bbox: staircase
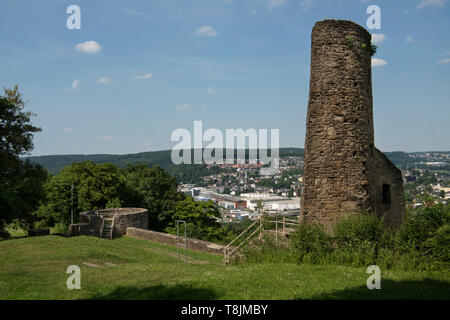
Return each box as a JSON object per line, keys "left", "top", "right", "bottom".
{"left": 99, "top": 218, "right": 114, "bottom": 239}
{"left": 222, "top": 216, "right": 300, "bottom": 264}
{"left": 223, "top": 218, "right": 263, "bottom": 264}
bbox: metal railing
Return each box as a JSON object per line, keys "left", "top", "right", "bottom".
{"left": 177, "top": 220, "right": 187, "bottom": 265}
{"left": 223, "top": 218, "right": 262, "bottom": 264}
{"left": 223, "top": 216, "right": 300, "bottom": 263}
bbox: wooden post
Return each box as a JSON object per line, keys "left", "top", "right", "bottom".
{"left": 275, "top": 216, "right": 278, "bottom": 243}
{"left": 259, "top": 216, "right": 262, "bottom": 240}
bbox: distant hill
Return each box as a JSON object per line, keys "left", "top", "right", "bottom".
{"left": 25, "top": 148, "right": 447, "bottom": 178}
{"left": 24, "top": 148, "right": 305, "bottom": 180}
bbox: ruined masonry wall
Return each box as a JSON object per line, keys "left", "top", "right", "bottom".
{"left": 301, "top": 20, "right": 405, "bottom": 229}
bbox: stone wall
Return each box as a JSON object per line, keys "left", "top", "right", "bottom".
{"left": 79, "top": 212, "right": 103, "bottom": 236}
{"left": 368, "top": 149, "right": 406, "bottom": 226}
{"left": 112, "top": 209, "right": 149, "bottom": 237}
{"left": 69, "top": 208, "right": 148, "bottom": 238}
{"left": 126, "top": 227, "right": 225, "bottom": 255}
{"left": 301, "top": 20, "right": 405, "bottom": 229}
{"left": 68, "top": 223, "right": 92, "bottom": 236}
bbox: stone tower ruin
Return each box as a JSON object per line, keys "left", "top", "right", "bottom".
{"left": 301, "top": 20, "right": 405, "bottom": 229}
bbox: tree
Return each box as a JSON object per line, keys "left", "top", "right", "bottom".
{"left": 44, "top": 161, "right": 125, "bottom": 225}
{"left": 0, "top": 160, "right": 47, "bottom": 230}
{"left": 164, "top": 196, "right": 233, "bottom": 244}
{"left": 0, "top": 86, "right": 46, "bottom": 230}
{"left": 122, "top": 164, "right": 184, "bottom": 230}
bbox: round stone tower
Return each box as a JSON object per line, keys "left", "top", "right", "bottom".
{"left": 301, "top": 20, "right": 405, "bottom": 229}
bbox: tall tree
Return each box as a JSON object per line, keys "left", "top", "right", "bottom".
{"left": 44, "top": 161, "right": 125, "bottom": 224}
{"left": 0, "top": 86, "right": 46, "bottom": 230}
{"left": 123, "top": 164, "right": 184, "bottom": 230}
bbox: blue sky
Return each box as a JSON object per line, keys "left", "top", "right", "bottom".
{"left": 1, "top": 0, "right": 449, "bottom": 155}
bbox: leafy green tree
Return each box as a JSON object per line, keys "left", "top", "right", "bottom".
{"left": 44, "top": 161, "right": 125, "bottom": 225}
{"left": 0, "top": 86, "right": 46, "bottom": 230}
{"left": 122, "top": 164, "right": 184, "bottom": 230}
{"left": 404, "top": 192, "right": 413, "bottom": 203}
{"left": 0, "top": 160, "right": 47, "bottom": 230}
{"left": 164, "top": 196, "right": 233, "bottom": 244}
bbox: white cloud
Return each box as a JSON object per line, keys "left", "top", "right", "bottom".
{"left": 98, "top": 77, "right": 111, "bottom": 84}
{"left": 98, "top": 135, "right": 112, "bottom": 141}
{"left": 250, "top": 9, "right": 257, "bottom": 15}
{"left": 64, "top": 128, "right": 73, "bottom": 133}
{"left": 371, "top": 58, "right": 387, "bottom": 67}
{"left": 268, "top": 0, "right": 285, "bottom": 11}
{"left": 75, "top": 40, "right": 102, "bottom": 54}
{"left": 70, "top": 79, "right": 79, "bottom": 90}
{"left": 437, "top": 58, "right": 450, "bottom": 64}
{"left": 206, "top": 86, "right": 215, "bottom": 95}
{"left": 176, "top": 104, "right": 190, "bottom": 111}
{"left": 195, "top": 26, "right": 218, "bottom": 37}
{"left": 134, "top": 73, "right": 152, "bottom": 80}
{"left": 300, "top": 0, "right": 314, "bottom": 11}
{"left": 405, "top": 36, "right": 414, "bottom": 43}
{"left": 371, "top": 33, "right": 386, "bottom": 44}
{"left": 417, "top": 0, "right": 449, "bottom": 10}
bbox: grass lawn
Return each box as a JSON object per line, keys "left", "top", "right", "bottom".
{"left": 0, "top": 235, "right": 449, "bottom": 300}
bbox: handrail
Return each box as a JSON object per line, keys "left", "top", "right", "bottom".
{"left": 224, "top": 218, "right": 260, "bottom": 250}
{"left": 223, "top": 218, "right": 262, "bottom": 263}
{"left": 222, "top": 216, "right": 301, "bottom": 263}
{"left": 226, "top": 224, "right": 262, "bottom": 258}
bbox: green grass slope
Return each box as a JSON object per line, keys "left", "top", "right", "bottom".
{"left": 1, "top": 236, "right": 449, "bottom": 300}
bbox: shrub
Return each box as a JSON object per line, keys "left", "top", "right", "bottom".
{"left": 424, "top": 224, "right": 450, "bottom": 263}
{"left": 240, "top": 234, "right": 293, "bottom": 264}
{"left": 33, "top": 219, "right": 49, "bottom": 230}
{"left": 53, "top": 222, "right": 68, "bottom": 234}
{"left": 397, "top": 203, "right": 449, "bottom": 255}
{"left": 0, "top": 229, "right": 11, "bottom": 239}
{"left": 333, "top": 212, "right": 383, "bottom": 248}
{"left": 289, "top": 222, "right": 332, "bottom": 264}
{"left": 236, "top": 205, "right": 450, "bottom": 271}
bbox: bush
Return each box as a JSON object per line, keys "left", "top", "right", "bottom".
{"left": 397, "top": 203, "right": 449, "bottom": 256}
{"left": 239, "top": 234, "right": 293, "bottom": 264}
{"left": 289, "top": 222, "right": 332, "bottom": 264}
{"left": 33, "top": 219, "right": 49, "bottom": 230}
{"left": 330, "top": 213, "right": 383, "bottom": 266}
{"left": 424, "top": 224, "right": 450, "bottom": 263}
{"left": 236, "top": 205, "right": 450, "bottom": 270}
{"left": 333, "top": 212, "right": 383, "bottom": 247}
{"left": 53, "top": 222, "right": 69, "bottom": 234}
{"left": 183, "top": 223, "right": 234, "bottom": 245}
{"left": 0, "top": 229, "right": 11, "bottom": 239}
